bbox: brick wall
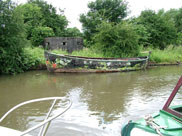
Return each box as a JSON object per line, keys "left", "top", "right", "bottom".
{"left": 44, "top": 37, "right": 83, "bottom": 53}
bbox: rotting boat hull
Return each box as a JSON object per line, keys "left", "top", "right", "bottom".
{"left": 44, "top": 51, "right": 149, "bottom": 73}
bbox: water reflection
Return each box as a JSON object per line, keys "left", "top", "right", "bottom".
{"left": 0, "top": 66, "right": 182, "bottom": 136}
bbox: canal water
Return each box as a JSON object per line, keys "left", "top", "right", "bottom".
{"left": 0, "top": 66, "right": 182, "bottom": 136}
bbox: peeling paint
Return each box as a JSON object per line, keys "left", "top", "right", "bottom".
{"left": 44, "top": 51, "right": 149, "bottom": 73}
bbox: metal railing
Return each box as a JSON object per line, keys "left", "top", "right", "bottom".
{"left": 0, "top": 97, "right": 72, "bottom": 136}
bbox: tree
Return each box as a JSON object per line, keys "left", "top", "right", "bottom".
{"left": 16, "top": 3, "right": 43, "bottom": 40}
{"left": 129, "top": 17, "right": 150, "bottom": 47}
{"left": 16, "top": 0, "right": 69, "bottom": 46}
{"left": 137, "top": 10, "right": 177, "bottom": 49}
{"left": 174, "top": 8, "right": 182, "bottom": 33}
{"left": 28, "top": 0, "right": 68, "bottom": 36}
{"left": 64, "top": 27, "right": 83, "bottom": 37}
{"left": 93, "top": 21, "right": 140, "bottom": 57}
{"left": 80, "top": 0, "right": 128, "bottom": 45}
{"left": 173, "top": 8, "right": 182, "bottom": 45}
{"left": 0, "top": 0, "right": 29, "bottom": 74}
{"left": 31, "top": 26, "right": 55, "bottom": 46}
{"left": 164, "top": 8, "right": 182, "bottom": 45}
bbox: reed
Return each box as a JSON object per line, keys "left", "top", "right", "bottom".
{"left": 52, "top": 48, "right": 105, "bottom": 58}
{"left": 143, "top": 45, "right": 182, "bottom": 63}
{"left": 24, "top": 47, "right": 45, "bottom": 64}
{"left": 28, "top": 45, "right": 182, "bottom": 66}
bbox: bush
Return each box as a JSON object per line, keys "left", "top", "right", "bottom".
{"left": 23, "top": 47, "right": 45, "bottom": 65}
{"left": 0, "top": 47, "right": 45, "bottom": 74}
{"left": 176, "top": 32, "right": 182, "bottom": 45}
{"left": 93, "top": 21, "right": 140, "bottom": 58}
{"left": 130, "top": 19, "right": 150, "bottom": 47}
{"left": 144, "top": 46, "right": 182, "bottom": 63}
{"left": 0, "top": 48, "right": 24, "bottom": 74}
{"left": 0, "top": 0, "right": 28, "bottom": 74}
{"left": 52, "top": 48, "right": 104, "bottom": 58}
{"left": 31, "top": 26, "right": 55, "bottom": 46}
{"left": 64, "top": 27, "right": 83, "bottom": 37}
{"left": 80, "top": 0, "right": 128, "bottom": 45}
{"left": 137, "top": 10, "right": 177, "bottom": 49}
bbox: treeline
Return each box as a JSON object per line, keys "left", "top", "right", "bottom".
{"left": 0, "top": 0, "right": 82, "bottom": 74}
{"left": 80, "top": 0, "right": 182, "bottom": 57}
{"left": 0, "top": 0, "right": 182, "bottom": 74}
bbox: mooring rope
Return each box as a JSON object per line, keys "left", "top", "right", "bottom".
{"left": 144, "top": 114, "right": 167, "bottom": 136}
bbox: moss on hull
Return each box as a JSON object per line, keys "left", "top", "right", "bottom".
{"left": 45, "top": 51, "right": 148, "bottom": 73}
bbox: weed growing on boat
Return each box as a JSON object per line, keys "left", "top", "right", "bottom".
{"left": 52, "top": 48, "right": 105, "bottom": 58}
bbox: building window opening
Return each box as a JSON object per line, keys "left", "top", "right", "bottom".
{"left": 63, "top": 42, "right": 67, "bottom": 45}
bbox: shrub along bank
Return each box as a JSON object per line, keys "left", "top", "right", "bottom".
{"left": 146, "top": 46, "right": 182, "bottom": 64}
{"left": 51, "top": 45, "right": 182, "bottom": 64}
{"left": 1, "top": 0, "right": 182, "bottom": 74}
{"left": 1, "top": 45, "right": 181, "bottom": 74}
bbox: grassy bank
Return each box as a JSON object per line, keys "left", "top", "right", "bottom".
{"left": 143, "top": 46, "right": 182, "bottom": 64}
{"left": 27, "top": 45, "right": 182, "bottom": 68}
{"left": 23, "top": 47, "right": 45, "bottom": 69}
{"left": 52, "top": 46, "right": 182, "bottom": 64}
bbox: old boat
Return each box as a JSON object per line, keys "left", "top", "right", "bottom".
{"left": 121, "top": 76, "right": 182, "bottom": 136}
{"left": 44, "top": 51, "right": 149, "bottom": 73}
{"left": 0, "top": 97, "right": 72, "bottom": 136}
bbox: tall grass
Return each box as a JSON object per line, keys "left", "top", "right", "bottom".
{"left": 52, "top": 45, "right": 182, "bottom": 63}
{"left": 144, "top": 45, "right": 182, "bottom": 63}
{"left": 27, "top": 45, "right": 182, "bottom": 67}
{"left": 23, "top": 47, "right": 45, "bottom": 65}
{"left": 52, "top": 48, "right": 105, "bottom": 58}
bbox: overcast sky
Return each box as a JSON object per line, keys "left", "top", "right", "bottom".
{"left": 15, "top": 0, "right": 182, "bottom": 30}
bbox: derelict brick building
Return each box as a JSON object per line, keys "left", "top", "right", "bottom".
{"left": 44, "top": 37, "right": 83, "bottom": 53}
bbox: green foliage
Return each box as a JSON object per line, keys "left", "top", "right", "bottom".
{"left": 137, "top": 10, "right": 177, "bottom": 49}
{"left": 0, "top": 0, "right": 26, "bottom": 48}
{"left": 15, "top": 0, "right": 69, "bottom": 46}
{"left": 64, "top": 27, "right": 83, "bottom": 37}
{"left": 93, "top": 21, "right": 140, "bottom": 58}
{"left": 23, "top": 47, "right": 45, "bottom": 65}
{"left": 0, "top": 48, "right": 24, "bottom": 74}
{"left": 2, "top": 0, "right": 182, "bottom": 75}
{"left": 174, "top": 8, "right": 182, "bottom": 45}
{"left": 147, "top": 46, "right": 182, "bottom": 63}
{"left": 163, "top": 8, "right": 182, "bottom": 45}
{"left": 16, "top": 3, "right": 43, "bottom": 40}
{"left": 31, "top": 26, "right": 55, "bottom": 46}
{"left": 130, "top": 18, "right": 150, "bottom": 47}
{"left": 80, "top": 0, "right": 128, "bottom": 45}
{"left": 0, "top": 0, "right": 46, "bottom": 74}
{"left": 28, "top": 0, "right": 68, "bottom": 36}
{"left": 71, "top": 48, "right": 104, "bottom": 58}
{"left": 87, "top": 0, "right": 128, "bottom": 23}
{"left": 134, "top": 24, "right": 150, "bottom": 47}
{"left": 52, "top": 48, "right": 104, "bottom": 58}
{"left": 176, "top": 32, "right": 182, "bottom": 45}
{"left": 175, "top": 8, "right": 182, "bottom": 33}
{"left": 52, "top": 49, "right": 68, "bottom": 55}
{"left": 0, "top": 0, "right": 29, "bottom": 74}
{"left": 0, "top": 47, "right": 45, "bottom": 74}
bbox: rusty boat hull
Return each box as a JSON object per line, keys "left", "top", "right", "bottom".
{"left": 44, "top": 51, "right": 149, "bottom": 73}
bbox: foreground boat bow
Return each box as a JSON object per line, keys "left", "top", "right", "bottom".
{"left": 0, "top": 97, "right": 72, "bottom": 136}
{"left": 122, "top": 76, "right": 182, "bottom": 136}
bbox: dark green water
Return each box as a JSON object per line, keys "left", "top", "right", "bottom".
{"left": 0, "top": 66, "right": 182, "bottom": 136}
